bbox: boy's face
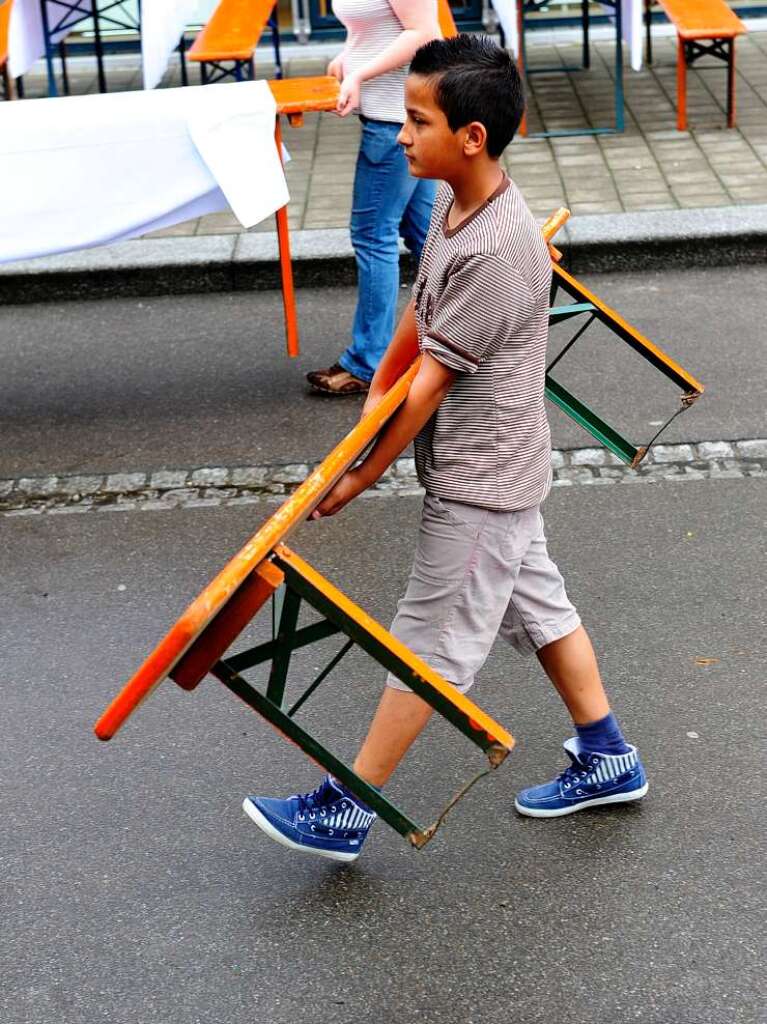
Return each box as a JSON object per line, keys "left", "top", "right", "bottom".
{"left": 398, "top": 74, "right": 466, "bottom": 179}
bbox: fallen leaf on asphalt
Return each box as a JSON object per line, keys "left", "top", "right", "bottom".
{"left": 694, "top": 657, "right": 719, "bottom": 666}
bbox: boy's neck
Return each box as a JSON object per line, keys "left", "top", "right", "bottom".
{"left": 446, "top": 160, "right": 506, "bottom": 226}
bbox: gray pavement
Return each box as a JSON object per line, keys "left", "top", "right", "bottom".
{"left": 1, "top": 265, "right": 766, "bottom": 480}
{"left": 1, "top": 478, "right": 765, "bottom": 1024}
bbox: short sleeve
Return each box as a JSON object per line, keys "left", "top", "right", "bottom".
{"left": 422, "top": 255, "right": 535, "bottom": 374}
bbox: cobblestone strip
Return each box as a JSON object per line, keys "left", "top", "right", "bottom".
{"left": 3, "top": 440, "right": 765, "bottom": 518}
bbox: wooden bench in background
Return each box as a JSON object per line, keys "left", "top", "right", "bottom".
{"left": 189, "top": 0, "right": 283, "bottom": 83}
{"left": 646, "top": 0, "right": 747, "bottom": 130}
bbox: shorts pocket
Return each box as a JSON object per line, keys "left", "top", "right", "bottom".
{"left": 501, "top": 506, "right": 541, "bottom": 561}
{"left": 426, "top": 495, "right": 487, "bottom": 539}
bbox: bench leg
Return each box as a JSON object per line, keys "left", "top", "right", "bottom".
{"left": 178, "top": 35, "right": 188, "bottom": 87}
{"left": 676, "top": 35, "right": 687, "bottom": 132}
{"left": 727, "top": 38, "right": 736, "bottom": 129}
{"left": 644, "top": 0, "right": 653, "bottom": 66}
{"left": 1, "top": 63, "right": 13, "bottom": 100}
{"left": 274, "top": 117, "right": 300, "bottom": 358}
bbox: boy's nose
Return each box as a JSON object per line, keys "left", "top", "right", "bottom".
{"left": 397, "top": 125, "right": 410, "bottom": 147}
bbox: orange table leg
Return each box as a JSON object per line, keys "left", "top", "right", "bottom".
{"left": 274, "top": 116, "right": 300, "bottom": 358}
{"left": 676, "top": 35, "right": 687, "bottom": 132}
{"left": 727, "top": 39, "right": 736, "bottom": 129}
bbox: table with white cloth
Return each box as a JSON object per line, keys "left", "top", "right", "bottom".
{"left": 490, "top": 0, "right": 644, "bottom": 136}
{"left": 8, "top": 0, "right": 198, "bottom": 95}
{"left": 0, "top": 79, "right": 287, "bottom": 261}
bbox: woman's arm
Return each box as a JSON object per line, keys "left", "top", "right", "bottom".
{"left": 338, "top": 0, "right": 441, "bottom": 116}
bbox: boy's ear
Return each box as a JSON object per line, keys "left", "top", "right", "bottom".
{"left": 462, "top": 121, "right": 488, "bottom": 157}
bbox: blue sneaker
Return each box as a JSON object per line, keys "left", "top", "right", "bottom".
{"left": 515, "top": 737, "right": 648, "bottom": 818}
{"left": 242, "top": 775, "right": 376, "bottom": 862}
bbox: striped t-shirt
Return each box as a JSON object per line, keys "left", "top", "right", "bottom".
{"left": 333, "top": 0, "right": 436, "bottom": 123}
{"left": 413, "top": 175, "right": 553, "bottom": 512}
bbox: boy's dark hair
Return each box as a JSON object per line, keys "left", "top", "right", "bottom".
{"left": 410, "top": 34, "right": 524, "bottom": 159}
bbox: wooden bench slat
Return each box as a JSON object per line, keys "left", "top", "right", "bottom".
{"left": 189, "top": 0, "right": 276, "bottom": 63}
{"left": 656, "top": 0, "right": 746, "bottom": 41}
{"left": 268, "top": 75, "right": 340, "bottom": 116}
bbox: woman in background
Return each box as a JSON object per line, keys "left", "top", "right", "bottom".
{"left": 306, "top": 0, "right": 441, "bottom": 395}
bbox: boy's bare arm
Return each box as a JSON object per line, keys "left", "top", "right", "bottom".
{"left": 362, "top": 300, "right": 420, "bottom": 417}
{"left": 312, "top": 353, "right": 455, "bottom": 518}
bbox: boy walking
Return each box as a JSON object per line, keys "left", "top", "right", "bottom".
{"left": 243, "top": 35, "right": 647, "bottom": 862}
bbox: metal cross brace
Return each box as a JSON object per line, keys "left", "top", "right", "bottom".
{"left": 544, "top": 262, "right": 704, "bottom": 466}
{"left": 203, "top": 544, "right": 513, "bottom": 849}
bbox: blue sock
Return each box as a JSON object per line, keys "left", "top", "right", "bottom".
{"left": 575, "top": 712, "right": 631, "bottom": 756}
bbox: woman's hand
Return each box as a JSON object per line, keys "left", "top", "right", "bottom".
{"left": 327, "top": 53, "right": 345, "bottom": 81}
{"left": 310, "top": 468, "right": 368, "bottom": 519}
{"left": 337, "top": 70, "right": 363, "bottom": 117}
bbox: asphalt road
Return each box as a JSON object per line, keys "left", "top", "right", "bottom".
{"left": 1, "top": 479, "right": 765, "bottom": 1024}
{"left": 1, "top": 264, "right": 766, "bottom": 479}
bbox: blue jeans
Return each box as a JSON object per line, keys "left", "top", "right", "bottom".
{"left": 339, "top": 118, "right": 437, "bottom": 383}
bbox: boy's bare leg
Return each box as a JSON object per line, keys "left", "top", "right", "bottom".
{"left": 536, "top": 624, "right": 610, "bottom": 725}
{"left": 352, "top": 688, "right": 434, "bottom": 788}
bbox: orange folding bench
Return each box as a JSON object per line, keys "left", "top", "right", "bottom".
{"left": 189, "top": 0, "right": 283, "bottom": 83}
{"left": 646, "top": 0, "right": 747, "bottom": 130}
{"left": 1, "top": 0, "right": 14, "bottom": 100}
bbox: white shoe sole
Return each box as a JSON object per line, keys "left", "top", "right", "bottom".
{"left": 514, "top": 782, "right": 649, "bottom": 818}
{"left": 242, "top": 798, "right": 360, "bottom": 862}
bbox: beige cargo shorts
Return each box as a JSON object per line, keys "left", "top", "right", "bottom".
{"left": 386, "top": 494, "right": 581, "bottom": 694}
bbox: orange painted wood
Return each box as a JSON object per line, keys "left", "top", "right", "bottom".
{"left": 541, "top": 206, "right": 569, "bottom": 261}
{"left": 0, "top": 0, "right": 12, "bottom": 67}
{"left": 189, "top": 0, "right": 276, "bottom": 62}
{"left": 676, "top": 34, "right": 687, "bottom": 131}
{"left": 275, "top": 545, "right": 515, "bottom": 752}
{"left": 438, "top": 0, "right": 458, "bottom": 39}
{"left": 171, "top": 561, "right": 284, "bottom": 692}
{"left": 93, "top": 359, "right": 422, "bottom": 741}
{"left": 656, "top": 0, "right": 746, "bottom": 41}
{"left": 268, "top": 75, "right": 340, "bottom": 115}
{"left": 273, "top": 116, "right": 300, "bottom": 358}
{"left": 552, "top": 261, "right": 704, "bottom": 397}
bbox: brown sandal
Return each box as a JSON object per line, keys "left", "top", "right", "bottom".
{"left": 306, "top": 363, "right": 370, "bottom": 396}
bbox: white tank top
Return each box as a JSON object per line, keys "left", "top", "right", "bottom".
{"left": 333, "top": 0, "right": 434, "bottom": 123}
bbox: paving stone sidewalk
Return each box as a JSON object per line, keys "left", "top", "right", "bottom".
{"left": 11, "top": 25, "right": 767, "bottom": 233}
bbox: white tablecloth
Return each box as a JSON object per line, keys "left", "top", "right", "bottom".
{"left": 8, "top": 0, "right": 72, "bottom": 78}
{"left": 141, "top": 0, "right": 198, "bottom": 89}
{"left": 604, "top": 0, "right": 643, "bottom": 72}
{"left": 9, "top": 0, "right": 199, "bottom": 88}
{"left": 0, "top": 80, "right": 289, "bottom": 263}
{"left": 488, "top": 0, "right": 520, "bottom": 58}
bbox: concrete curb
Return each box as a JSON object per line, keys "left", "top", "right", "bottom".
{"left": 3, "top": 439, "right": 765, "bottom": 516}
{"left": 2, "top": 205, "right": 767, "bottom": 305}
